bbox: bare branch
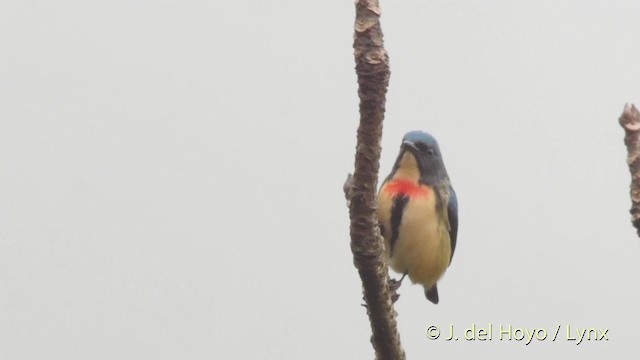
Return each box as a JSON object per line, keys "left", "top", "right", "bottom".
{"left": 619, "top": 103, "right": 640, "bottom": 236}
{"left": 348, "top": 1, "right": 405, "bottom": 359}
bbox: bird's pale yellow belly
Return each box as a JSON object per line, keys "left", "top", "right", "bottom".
{"left": 377, "top": 191, "right": 451, "bottom": 289}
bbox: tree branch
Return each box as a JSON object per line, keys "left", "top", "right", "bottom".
{"left": 347, "top": 1, "right": 405, "bottom": 359}
{"left": 619, "top": 103, "right": 640, "bottom": 237}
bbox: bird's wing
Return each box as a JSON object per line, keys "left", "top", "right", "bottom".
{"left": 447, "top": 186, "right": 458, "bottom": 263}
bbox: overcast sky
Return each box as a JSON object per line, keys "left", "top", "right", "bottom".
{"left": 2, "top": 1, "right": 640, "bottom": 359}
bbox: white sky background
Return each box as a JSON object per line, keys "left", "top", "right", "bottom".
{"left": 1, "top": 0, "right": 640, "bottom": 359}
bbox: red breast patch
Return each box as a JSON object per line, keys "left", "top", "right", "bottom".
{"left": 382, "top": 179, "right": 430, "bottom": 197}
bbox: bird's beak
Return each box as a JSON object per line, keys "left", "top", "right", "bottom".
{"left": 402, "top": 140, "right": 419, "bottom": 152}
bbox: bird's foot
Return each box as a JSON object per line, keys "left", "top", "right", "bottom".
{"left": 388, "top": 273, "right": 407, "bottom": 291}
{"left": 388, "top": 273, "right": 407, "bottom": 303}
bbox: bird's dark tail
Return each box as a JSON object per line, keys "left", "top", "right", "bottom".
{"left": 425, "top": 284, "right": 439, "bottom": 304}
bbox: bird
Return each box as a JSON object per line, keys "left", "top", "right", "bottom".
{"left": 377, "top": 131, "right": 458, "bottom": 304}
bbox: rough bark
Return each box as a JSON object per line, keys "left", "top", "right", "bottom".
{"left": 347, "top": 1, "right": 405, "bottom": 359}
{"left": 619, "top": 104, "right": 640, "bottom": 236}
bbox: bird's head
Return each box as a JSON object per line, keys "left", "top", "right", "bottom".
{"left": 391, "top": 130, "right": 449, "bottom": 185}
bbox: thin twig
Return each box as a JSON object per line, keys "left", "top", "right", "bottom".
{"left": 619, "top": 104, "right": 640, "bottom": 237}
{"left": 347, "top": 1, "right": 405, "bottom": 359}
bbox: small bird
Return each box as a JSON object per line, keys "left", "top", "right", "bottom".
{"left": 377, "top": 131, "right": 458, "bottom": 304}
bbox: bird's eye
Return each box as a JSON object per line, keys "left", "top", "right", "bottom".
{"left": 414, "top": 142, "right": 436, "bottom": 155}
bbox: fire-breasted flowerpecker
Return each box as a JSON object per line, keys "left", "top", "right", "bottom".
{"left": 377, "top": 131, "right": 458, "bottom": 304}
